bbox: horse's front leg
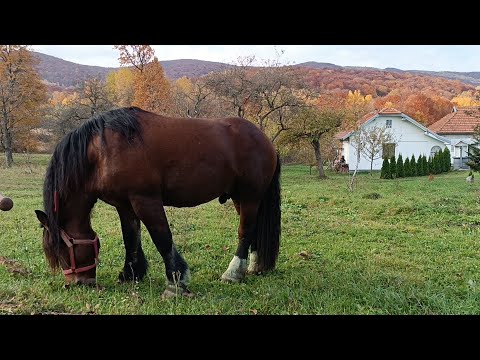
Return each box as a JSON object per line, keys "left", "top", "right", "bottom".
{"left": 129, "top": 194, "right": 191, "bottom": 298}
{"left": 116, "top": 205, "right": 148, "bottom": 283}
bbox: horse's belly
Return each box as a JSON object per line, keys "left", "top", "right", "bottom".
{"left": 162, "top": 187, "right": 224, "bottom": 207}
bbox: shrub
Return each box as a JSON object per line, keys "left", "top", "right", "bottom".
{"left": 422, "top": 155, "right": 428, "bottom": 176}
{"left": 443, "top": 147, "right": 451, "bottom": 172}
{"left": 390, "top": 155, "right": 396, "bottom": 178}
{"left": 396, "top": 154, "right": 404, "bottom": 178}
{"left": 411, "top": 154, "right": 417, "bottom": 176}
{"left": 404, "top": 157, "right": 411, "bottom": 177}
{"left": 380, "top": 158, "right": 390, "bottom": 179}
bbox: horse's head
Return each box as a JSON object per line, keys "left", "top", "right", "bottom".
{"left": 35, "top": 210, "right": 99, "bottom": 286}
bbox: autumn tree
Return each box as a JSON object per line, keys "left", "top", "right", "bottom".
{"left": 132, "top": 57, "right": 173, "bottom": 114}
{"left": 344, "top": 90, "right": 374, "bottom": 128}
{"left": 114, "top": 45, "right": 154, "bottom": 73}
{"left": 0, "top": 45, "right": 46, "bottom": 167}
{"left": 114, "top": 46, "right": 173, "bottom": 115}
{"left": 280, "top": 105, "right": 344, "bottom": 178}
{"left": 79, "top": 78, "right": 112, "bottom": 116}
{"left": 106, "top": 68, "right": 135, "bottom": 107}
{"left": 350, "top": 125, "right": 397, "bottom": 175}
{"left": 246, "top": 55, "right": 306, "bottom": 141}
{"left": 204, "top": 55, "right": 255, "bottom": 119}
{"left": 171, "top": 76, "right": 220, "bottom": 118}
{"left": 44, "top": 91, "right": 86, "bottom": 144}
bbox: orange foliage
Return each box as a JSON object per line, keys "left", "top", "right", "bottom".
{"left": 133, "top": 58, "right": 173, "bottom": 114}
{"left": 302, "top": 67, "right": 472, "bottom": 125}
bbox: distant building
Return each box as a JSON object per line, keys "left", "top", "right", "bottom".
{"left": 429, "top": 106, "right": 480, "bottom": 170}
{"left": 337, "top": 108, "right": 450, "bottom": 172}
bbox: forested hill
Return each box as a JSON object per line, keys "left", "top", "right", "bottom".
{"left": 33, "top": 52, "right": 116, "bottom": 88}
{"left": 33, "top": 52, "right": 480, "bottom": 93}
{"left": 33, "top": 52, "right": 232, "bottom": 87}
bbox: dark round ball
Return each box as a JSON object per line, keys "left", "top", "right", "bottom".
{"left": 0, "top": 197, "right": 13, "bottom": 211}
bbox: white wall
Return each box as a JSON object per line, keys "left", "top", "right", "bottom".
{"left": 344, "top": 114, "right": 447, "bottom": 171}
{"left": 442, "top": 134, "right": 475, "bottom": 169}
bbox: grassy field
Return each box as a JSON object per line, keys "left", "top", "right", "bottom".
{"left": 1, "top": 153, "right": 480, "bottom": 314}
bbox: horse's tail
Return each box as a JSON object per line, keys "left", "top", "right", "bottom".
{"left": 254, "top": 153, "right": 281, "bottom": 272}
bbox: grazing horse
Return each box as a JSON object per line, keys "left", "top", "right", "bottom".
{"left": 35, "top": 107, "right": 281, "bottom": 297}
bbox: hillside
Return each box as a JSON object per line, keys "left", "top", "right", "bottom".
{"left": 33, "top": 52, "right": 230, "bottom": 88}
{"left": 33, "top": 52, "right": 116, "bottom": 88}
{"left": 297, "top": 61, "right": 480, "bottom": 86}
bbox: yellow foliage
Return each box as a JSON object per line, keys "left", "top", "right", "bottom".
{"left": 175, "top": 76, "right": 194, "bottom": 94}
{"left": 347, "top": 89, "right": 372, "bottom": 106}
{"left": 451, "top": 96, "right": 480, "bottom": 107}
{"left": 106, "top": 68, "right": 135, "bottom": 107}
{"left": 61, "top": 93, "right": 80, "bottom": 106}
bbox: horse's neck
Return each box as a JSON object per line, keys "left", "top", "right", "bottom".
{"left": 61, "top": 194, "right": 96, "bottom": 238}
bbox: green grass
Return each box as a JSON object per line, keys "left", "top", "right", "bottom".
{"left": 1, "top": 154, "right": 480, "bottom": 314}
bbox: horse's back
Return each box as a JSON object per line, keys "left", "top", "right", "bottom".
{"left": 90, "top": 111, "right": 277, "bottom": 206}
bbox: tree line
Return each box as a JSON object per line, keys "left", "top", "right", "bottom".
{"left": 2, "top": 45, "right": 479, "bottom": 176}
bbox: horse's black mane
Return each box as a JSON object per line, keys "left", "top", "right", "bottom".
{"left": 42, "top": 106, "right": 144, "bottom": 269}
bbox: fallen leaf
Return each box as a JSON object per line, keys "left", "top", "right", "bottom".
{"left": 250, "top": 309, "right": 258, "bottom": 315}
{"left": 299, "top": 250, "right": 312, "bottom": 259}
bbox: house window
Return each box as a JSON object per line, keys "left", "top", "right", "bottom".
{"left": 383, "top": 143, "right": 395, "bottom": 159}
{"left": 430, "top": 146, "right": 441, "bottom": 158}
{"left": 386, "top": 119, "right": 392, "bottom": 128}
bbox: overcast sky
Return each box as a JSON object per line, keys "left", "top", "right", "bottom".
{"left": 31, "top": 45, "right": 480, "bottom": 72}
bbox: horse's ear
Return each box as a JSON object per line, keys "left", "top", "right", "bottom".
{"left": 35, "top": 210, "right": 49, "bottom": 227}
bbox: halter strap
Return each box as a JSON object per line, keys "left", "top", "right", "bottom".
{"left": 59, "top": 229, "right": 99, "bottom": 275}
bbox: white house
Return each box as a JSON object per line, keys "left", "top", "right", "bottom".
{"left": 337, "top": 108, "right": 450, "bottom": 172}
{"left": 429, "top": 106, "right": 480, "bottom": 170}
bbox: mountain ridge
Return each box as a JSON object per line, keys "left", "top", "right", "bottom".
{"left": 32, "top": 51, "right": 480, "bottom": 89}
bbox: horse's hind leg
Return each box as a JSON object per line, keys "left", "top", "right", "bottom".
{"left": 129, "top": 195, "right": 191, "bottom": 298}
{"left": 221, "top": 200, "right": 259, "bottom": 283}
{"left": 116, "top": 205, "right": 148, "bottom": 283}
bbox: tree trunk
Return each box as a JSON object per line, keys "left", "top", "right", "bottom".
{"left": 349, "top": 149, "right": 361, "bottom": 192}
{"left": 370, "top": 155, "right": 374, "bottom": 175}
{"left": 312, "top": 139, "right": 326, "bottom": 179}
{"left": 2, "top": 122, "right": 13, "bottom": 168}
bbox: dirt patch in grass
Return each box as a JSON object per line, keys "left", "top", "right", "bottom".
{"left": 0, "top": 256, "right": 30, "bottom": 276}
{"left": 0, "top": 297, "right": 21, "bottom": 314}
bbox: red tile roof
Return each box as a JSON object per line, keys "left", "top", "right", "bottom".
{"left": 378, "top": 107, "right": 402, "bottom": 114}
{"left": 429, "top": 106, "right": 480, "bottom": 134}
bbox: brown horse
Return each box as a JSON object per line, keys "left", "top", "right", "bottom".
{"left": 35, "top": 107, "right": 281, "bottom": 297}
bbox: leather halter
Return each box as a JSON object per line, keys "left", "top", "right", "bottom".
{"left": 59, "top": 229, "right": 99, "bottom": 275}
